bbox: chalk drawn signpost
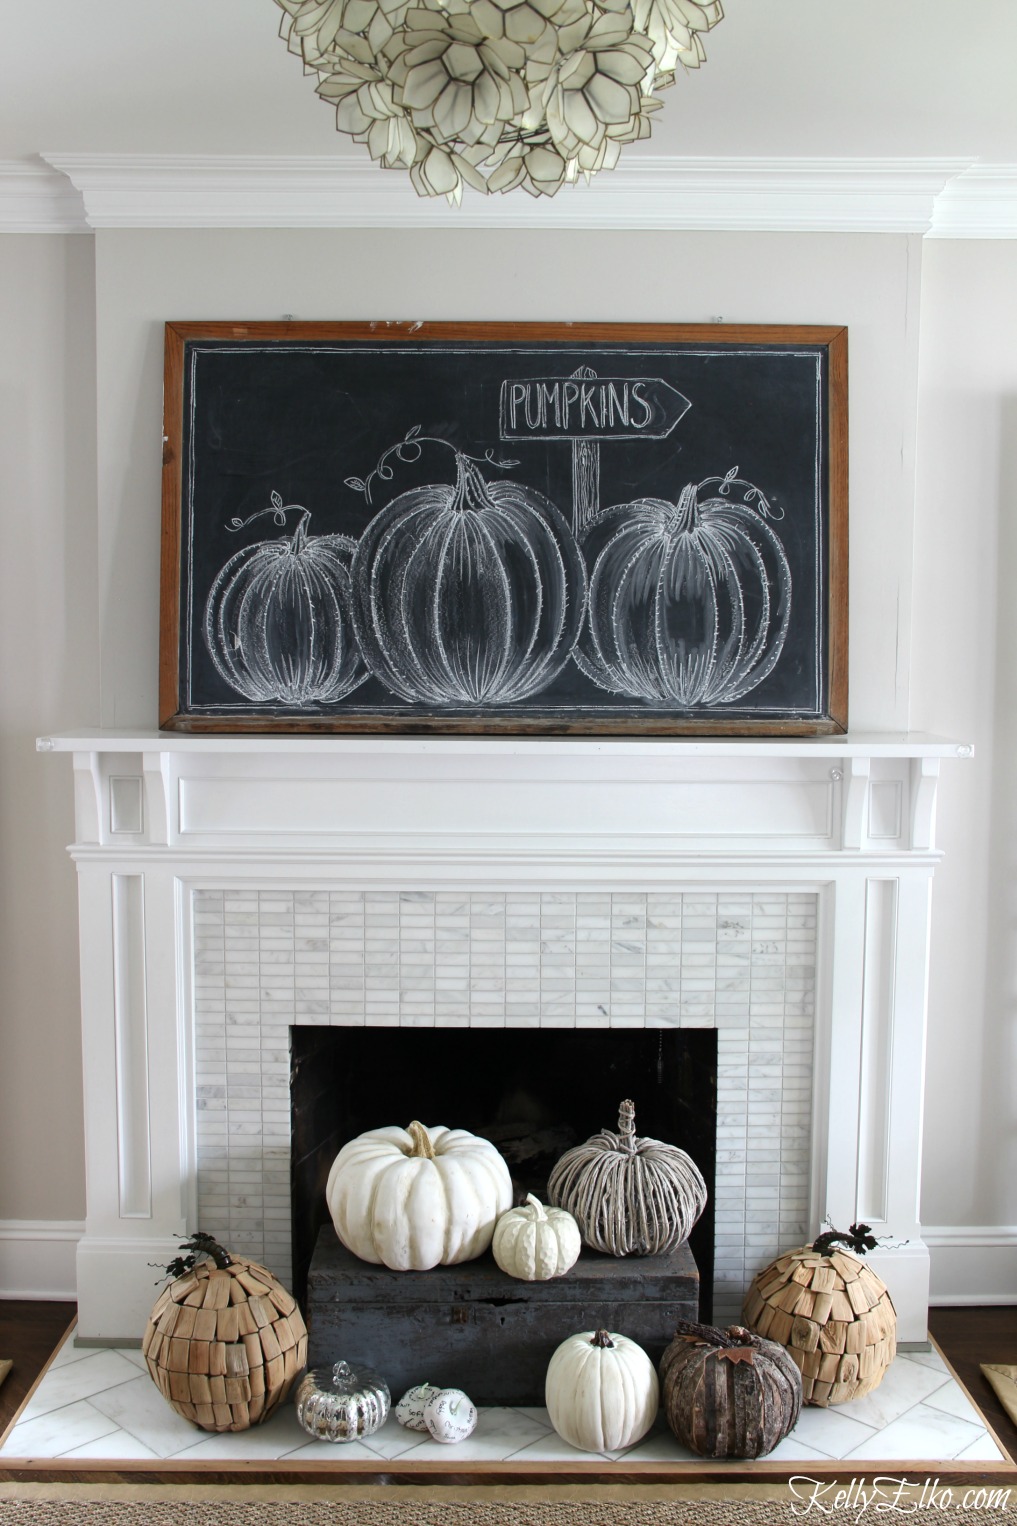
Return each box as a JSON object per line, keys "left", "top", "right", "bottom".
{"left": 500, "top": 366, "right": 692, "bottom": 533}
{"left": 159, "top": 321, "right": 847, "bottom": 735}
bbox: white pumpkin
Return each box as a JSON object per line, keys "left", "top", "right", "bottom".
{"left": 492, "top": 1194, "right": 581, "bottom": 1282}
{"left": 423, "top": 1387, "right": 478, "bottom": 1444}
{"left": 545, "top": 1329, "right": 659, "bottom": 1453}
{"left": 395, "top": 1382, "right": 441, "bottom": 1431}
{"left": 326, "top": 1120, "right": 513, "bottom": 1271}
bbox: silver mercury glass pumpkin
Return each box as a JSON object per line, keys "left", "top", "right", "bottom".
{"left": 294, "top": 1360, "right": 390, "bottom": 1442}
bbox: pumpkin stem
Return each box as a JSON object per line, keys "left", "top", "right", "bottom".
{"left": 673, "top": 481, "right": 699, "bottom": 534}
{"left": 156, "top": 1230, "right": 232, "bottom": 1281}
{"left": 618, "top": 1099, "right": 638, "bottom": 1152}
{"left": 289, "top": 509, "right": 312, "bottom": 552}
{"left": 452, "top": 453, "right": 497, "bottom": 516}
{"left": 524, "top": 1193, "right": 547, "bottom": 1219}
{"left": 591, "top": 1330, "right": 615, "bottom": 1348}
{"left": 406, "top": 1121, "right": 437, "bottom": 1159}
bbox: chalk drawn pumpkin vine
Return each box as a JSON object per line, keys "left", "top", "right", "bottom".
{"left": 574, "top": 468, "right": 792, "bottom": 708}
{"left": 348, "top": 434, "right": 587, "bottom": 707}
{"left": 204, "top": 494, "right": 367, "bottom": 707}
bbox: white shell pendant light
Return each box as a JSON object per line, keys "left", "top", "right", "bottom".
{"left": 273, "top": 0, "right": 723, "bottom": 201}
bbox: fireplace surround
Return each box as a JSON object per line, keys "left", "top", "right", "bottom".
{"left": 38, "top": 731, "right": 967, "bottom": 1346}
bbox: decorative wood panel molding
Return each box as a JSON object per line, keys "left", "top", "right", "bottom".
{"left": 21, "top": 152, "right": 1012, "bottom": 236}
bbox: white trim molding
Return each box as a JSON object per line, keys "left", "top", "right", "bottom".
{"left": 0, "top": 161, "right": 88, "bottom": 233}
{"left": 4, "top": 152, "right": 1013, "bottom": 236}
{"left": 0, "top": 1219, "right": 83, "bottom": 1300}
{"left": 35, "top": 151, "right": 1011, "bottom": 236}
{"left": 926, "top": 1226, "right": 1017, "bottom": 1305}
{"left": 928, "top": 166, "right": 1017, "bottom": 239}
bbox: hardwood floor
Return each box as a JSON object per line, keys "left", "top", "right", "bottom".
{"left": 1, "top": 1299, "right": 1015, "bottom": 1469}
{"left": 929, "top": 1306, "right": 1017, "bottom": 1461}
{"left": 0, "top": 1300, "right": 75, "bottom": 1436}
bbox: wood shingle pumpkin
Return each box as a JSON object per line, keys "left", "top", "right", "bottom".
{"left": 741, "top": 1224, "right": 897, "bottom": 1406}
{"left": 143, "top": 1233, "right": 307, "bottom": 1432}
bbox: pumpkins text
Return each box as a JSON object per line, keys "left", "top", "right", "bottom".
{"left": 499, "top": 377, "right": 691, "bottom": 441}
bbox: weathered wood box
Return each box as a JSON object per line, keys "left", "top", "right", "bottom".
{"left": 306, "top": 1226, "right": 699, "bottom": 1406}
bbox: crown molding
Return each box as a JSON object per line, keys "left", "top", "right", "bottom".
{"left": 0, "top": 160, "right": 87, "bottom": 232}
{"left": 0, "top": 152, "right": 1007, "bottom": 236}
{"left": 927, "top": 164, "right": 1017, "bottom": 238}
{"left": 38, "top": 152, "right": 991, "bottom": 234}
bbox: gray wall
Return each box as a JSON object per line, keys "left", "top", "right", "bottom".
{"left": 2, "top": 225, "right": 1014, "bottom": 1299}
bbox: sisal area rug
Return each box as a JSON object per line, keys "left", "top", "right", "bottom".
{"left": 2, "top": 1484, "right": 1016, "bottom": 1525}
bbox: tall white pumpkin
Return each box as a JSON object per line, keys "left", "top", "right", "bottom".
{"left": 326, "top": 1120, "right": 513, "bottom": 1271}
{"left": 545, "top": 1329, "right": 659, "bottom": 1453}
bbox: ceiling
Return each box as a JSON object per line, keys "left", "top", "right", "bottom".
{"left": 2, "top": 0, "right": 1015, "bottom": 166}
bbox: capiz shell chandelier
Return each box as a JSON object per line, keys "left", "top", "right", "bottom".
{"left": 274, "top": 0, "right": 723, "bottom": 200}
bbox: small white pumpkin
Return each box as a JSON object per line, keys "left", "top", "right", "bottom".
{"left": 423, "top": 1386, "right": 478, "bottom": 1444}
{"left": 326, "top": 1120, "right": 513, "bottom": 1271}
{"left": 395, "top": 1382, "right": 441, "bottom": 1431}
{"left": 492, "top": 1194, "right": 581, "bottom": 1282}
{"left": 545, "top": 1329, "right": 659, "bottom": 1453}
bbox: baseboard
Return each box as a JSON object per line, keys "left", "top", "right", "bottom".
{"left": 0, "top": 1220, "right": 82, "bottom": 1300}
{"left": 926, "top": 1225, "right": 1017, "bottom": 1305}
{"left": 2, "top": 1219, "right": 1015, "bottom": 1308}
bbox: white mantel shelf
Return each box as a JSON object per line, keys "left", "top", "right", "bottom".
{"left": 38, "top": 730, "right": 970, "bottom": 758}
{"left": 43, "top": 729, "right": 968, "bottom": 1345}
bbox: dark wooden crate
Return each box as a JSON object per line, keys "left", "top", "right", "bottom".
{"left": 306, "top": 1226, "right": 699, "bottom": 1406}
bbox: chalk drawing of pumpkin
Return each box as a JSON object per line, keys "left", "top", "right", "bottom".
{"left": 349, "top": 436, "right": 586, "bottom": 706}
{"left": 204, "top": 493, "right": 367, "bottom": 706}
{"left": 574, "top": 468, "right": 792, "bottom": 707}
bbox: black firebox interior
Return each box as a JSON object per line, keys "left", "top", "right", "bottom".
{"left": 290, "top": 1026, "right": 716, "bottom": 1316}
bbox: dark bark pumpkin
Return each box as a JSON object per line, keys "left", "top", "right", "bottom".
{"left": 660, "top": 1318, "right": 802, "bottom": 1459}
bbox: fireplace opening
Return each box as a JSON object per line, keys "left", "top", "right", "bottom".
{"left": 290, "top": 1026, "right": 717, "bottom": 1316}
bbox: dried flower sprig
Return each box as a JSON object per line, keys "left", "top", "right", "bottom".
{"left": 152, "top": 1231, "right": 233, "bottom": 1283}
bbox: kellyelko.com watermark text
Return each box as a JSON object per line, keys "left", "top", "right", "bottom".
{"left": 789, "top": 1476, "right": 1012, "bottom": 1517}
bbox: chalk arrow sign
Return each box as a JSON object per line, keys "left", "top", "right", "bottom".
{"left": 499, "top": 369, "right": 691, "bottom": 533}
{"left": 499, "top": 373, "right": 690, "bottom": 442}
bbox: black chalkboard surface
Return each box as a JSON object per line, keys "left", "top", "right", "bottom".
{"left": 160, "top": 322, "right": 847, "bottom": 734}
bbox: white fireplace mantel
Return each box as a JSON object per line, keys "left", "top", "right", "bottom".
{"left": 40, "top": 729, "right": 969, "bottom": 1344}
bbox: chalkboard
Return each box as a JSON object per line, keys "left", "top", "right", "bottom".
{"left": 159, "top": 321, "right": 847, "bottom": 734}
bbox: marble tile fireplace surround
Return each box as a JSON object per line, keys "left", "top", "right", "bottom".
{"left": 39, "top": 732, "right": 966, "bottom": 1347}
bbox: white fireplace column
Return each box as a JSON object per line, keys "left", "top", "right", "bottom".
{"left": 38, "top": 732, "right": 968, "bottom": 1345}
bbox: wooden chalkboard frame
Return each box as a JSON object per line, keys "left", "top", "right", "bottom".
{"left": 160, "top": 321, "right": 847, "bottom": 735}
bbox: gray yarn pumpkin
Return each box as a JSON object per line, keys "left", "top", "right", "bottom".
{"left": 547, "top": 1099, "right": 706, "bottom": 1257}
